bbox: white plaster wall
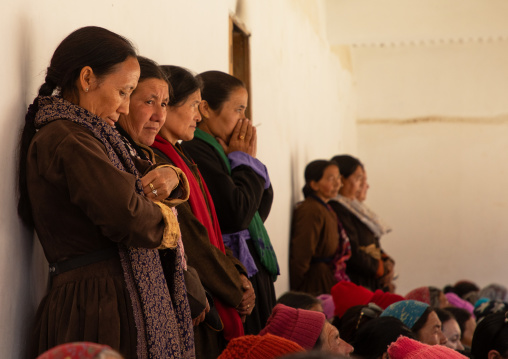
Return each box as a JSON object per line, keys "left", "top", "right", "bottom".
{"left": 1, "top": 0, "right": 355, "bottom": 355}
{"left": 353, "top": 42, "right": 508, "bottom": 295}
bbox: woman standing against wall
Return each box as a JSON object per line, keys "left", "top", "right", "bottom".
{"left": 329, "top": 155, "right": 394, "bottom": 292}
{"left": 18, "top": 27, "right": 193, "bottom": 358}
{"left": 149, "top": 65, "right": 253, "bottom": 358}
{"left": 182, "top": 71, "right": 279, "bottom": 334}
{"left": 289, "top": 160, "right": 349, "bottom": 295}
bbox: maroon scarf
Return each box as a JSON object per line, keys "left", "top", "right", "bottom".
{"left": 151, "top": 134, "right": 244, "bottom": 340}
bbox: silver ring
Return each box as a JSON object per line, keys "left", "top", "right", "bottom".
{"left": 149, "top": 183, "right": 158, "bottom": 197}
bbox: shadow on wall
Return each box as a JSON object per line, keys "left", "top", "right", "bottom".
{"left": 2, "top": 15, "right": 50, "bottom": 358}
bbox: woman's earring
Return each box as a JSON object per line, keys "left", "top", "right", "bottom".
{"left": 85, "top": 88, "right": 89, "bottom": 92}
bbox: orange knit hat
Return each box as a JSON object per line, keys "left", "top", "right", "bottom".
{"left": 218, "top": 333, "right": 305, "bottom": 359}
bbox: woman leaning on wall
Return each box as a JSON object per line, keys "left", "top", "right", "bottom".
{"left": 18, "top": 27, "right": 193, "bottom": 358}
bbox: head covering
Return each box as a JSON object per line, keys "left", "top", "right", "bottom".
{"left": 332, "top": 281, "right": 373, "bottom": 317}
{"left": 478, "top": 283, "right": 508, "bottom": 302}
{"left": 381, "top": 300, "right": 429, "bottom": 329}
{"left": 474, "top": 299, "right": 508, "bottom": 322}
{"left": 36, "top": 342, "right": 114, "bottom": 359}
{"left": 445, "top": 292, "right": 475, "bottom": 316}
{"left": 316, "top": 294, "right": 335, "bottom": 320}
{"left": 218, "top": 333, "right": 304, "bottom": 359}
{"left": 371, "top": 290, "right": 405, "bottom": 310}
{"left": 260, "top": 304, "right": 325, "bottom": 350}
{"left": 405, "top": 286, "right": 443, "bottom": 308}
{"left": 331, "top": 281, "right": 404, "bottom": 317}
{"left": 388, "top": 336, "right": 468, "bottom": 359}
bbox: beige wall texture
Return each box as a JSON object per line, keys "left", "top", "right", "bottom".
{"left": 1, "top": 0, "right": 355, "bottom": 355}
{"left": 354, "top": 41, "right": 508, "bottom": 296}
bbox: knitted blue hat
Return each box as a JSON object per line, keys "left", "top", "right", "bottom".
{"left": 380, "top": 300, "right": 429, "bottom": 329}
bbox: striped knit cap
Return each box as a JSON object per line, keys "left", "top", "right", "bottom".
{"left": 260, "top": 303, "right": 326, "bottom": 350}
{"left": 218, "top": 333, "right": 304, "bottom": 359}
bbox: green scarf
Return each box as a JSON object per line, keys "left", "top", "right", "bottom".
{"left": 194, "top": 129, "right": 279, "bottom": 280}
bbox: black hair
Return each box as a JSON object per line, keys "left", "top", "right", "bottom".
{"left": 411, "top": 307, "right": 433, "bottom": 333}
{"left": 351, "top": 316, "right": 416, "bottom": 359}
{"left": 435, "top": 308, "right": 454, "bottom": 324}
{"left": 336, "top": 304, "right": 382, "bottom": 344}
{"left": 444, "top": 281, "right": 480, "bottom": 299}
{"left": 197, "top": 70, "right": 244, "bottom": 113}
{"left": 445, "top": 307, "right": 472, "bottom": 340}
{"left": 276, "top": 291, "right": 321, "bottom": 311}
{"left": 18, "top": 26, "right": 137, "bottom": 227}
{"left": 160, "top": 65, "right": 203, "bottom": 107}
{"left": 136, "top": 56, "right": 170, "bottom": 95}
{"left": 302, "top": 160, "right": 339, "bottom": 198}
{"left": 471, "top": 311, "right": 508, "bottom": 359}
{"left": 330, "top": 155, "right": 362, "bottom": 179}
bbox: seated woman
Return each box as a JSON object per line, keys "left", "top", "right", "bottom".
{"left": 329, "top": 155, "right": 394, "bottom": 291}
{"left": 471, "top": 311, "right": 508, "bottom": 359}
{"left": 290, "top": 160, "right": 350, "bottom": 296}
{"left": 260, "top": 304, "right": 354, "bottom": 356}
{"left": 388, "top": 336, "right": 468, "bottom": 359}
{"left": 381, "top": 300, "right": 447, "bottom": 346}
{"left": 352, "top": 316, "right": 415, "bottom": 359}
{"left": 149, "top": 65, "right": 253, "bottom": 358}
{"left": 20, "top": 28, "right": 192, "bottom": 358}
{"left": 181, "top": 71, "right": 279, "bottom": 334}
{"left": 446, "top": 306, "right": 476, "bottom": 352}
{"left": 434, "top": 308, "right": 465, "bottom": 352}
{"left": 276, "top": 291, "right": 324, "bottom": 312}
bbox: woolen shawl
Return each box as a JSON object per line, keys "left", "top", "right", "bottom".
{"left": 34, "top": 96, "right": 194, "bottom": 359}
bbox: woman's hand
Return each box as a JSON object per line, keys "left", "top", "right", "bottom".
{"left": 217, "top": 119, "right": 257, "bottom": 157}
{"left": 192, "top": 298, "right": 210, "bottom": 327}
{"left": 237, "top": 274, "right": 256, "bottom": 322}
{"left": 141, "top": 166, "right": 179, "bottom": 201}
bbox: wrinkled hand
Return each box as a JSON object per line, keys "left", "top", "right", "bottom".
{"left": 141, "top": 166, "right": 179, "bottom": 201}
{"left": 217, "top": 119, "right": 257, "bottom": 157}
{"left": 192, "top": 298, "right": 210, "bottom": 327}
{"left": 237, "top": 274, "right": 255, "bottom": 322}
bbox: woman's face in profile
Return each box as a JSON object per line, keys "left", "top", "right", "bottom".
{"left": 206, "top": 86, "right": 248, "bottom": 144}
{"left": 340, "top": 165, "right": 364, "bottom": 199}
{"left": 416, "top": 311, "right": 447, "bottom": 346}
{"left": 320, "top": 322, "right": 354, "bottom": 356}
{"left": 164, "top": 89, "right": 202, "bottom": 144}
{"left": 79, "top": 56, "right": 140, "bottom": 127}
{"left": 356, "top": 168, "right": 369, "bottom": 202}
{"left": 442, "top": 318, "right": 465, "bottom": 351}
{"left": 310, "top": 165, "right": 341, "bottom": 202}
{"left": 118, "top": 78, "right": 169, "bottom": 146}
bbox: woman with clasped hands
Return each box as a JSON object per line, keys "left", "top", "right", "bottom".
{"left": 182, "top": 71, "right": 279, "bottom": 335}
{"left": 18, "top": 27, "right": 193, "bottom": 358}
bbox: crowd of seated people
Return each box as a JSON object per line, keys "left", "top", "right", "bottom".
{"left": 20, "top": 25, "right": 508, "bottom": 359}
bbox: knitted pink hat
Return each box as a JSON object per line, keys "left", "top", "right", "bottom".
{"left": 445, "top": 292, "right": 474, "bottom": 316}
{"left": 388, "top": 336, "right": 468, "bottom": 359}
{"left": 218, "top": 333, "right": 304, "bottom": 359}
{"left": 260, "top": 303, "right": 326, "bottom": 350}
